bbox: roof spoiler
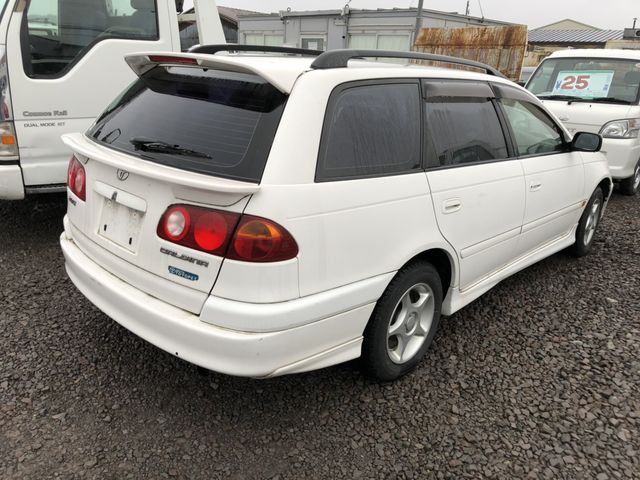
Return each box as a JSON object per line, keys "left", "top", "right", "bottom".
{"left": 124, "top": 52, "right": 299, "bottom": 93}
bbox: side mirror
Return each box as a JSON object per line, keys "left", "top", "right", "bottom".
{"left": 572, "top": 132, "right": 602, "bottom": 152}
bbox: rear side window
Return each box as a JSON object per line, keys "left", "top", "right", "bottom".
{"left": 316, "top": 82, "right": 421, "bottom": 181}
{"left": 88, "top": 66, "right": 287, "bottom": 183}
{"left": 425, "top": 97, "right": 508, "bottom": 168}
{"left": 23, "top": 0, "right": 159, "bottom": 78}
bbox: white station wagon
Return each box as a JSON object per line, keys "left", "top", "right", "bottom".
{"left": 60, "top": 47, "right": 611, "bottom": 381}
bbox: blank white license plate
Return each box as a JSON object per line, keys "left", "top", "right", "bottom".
{"left": 98, "top": 198, "right": 143, "bottom": 252}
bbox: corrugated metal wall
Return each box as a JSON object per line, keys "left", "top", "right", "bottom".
{"left": 414, "top": 26, "right": 528, "bottom": 81}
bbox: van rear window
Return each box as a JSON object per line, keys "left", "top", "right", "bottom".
{"left": 89, "top": 66, "right": 287, "bottom": 183}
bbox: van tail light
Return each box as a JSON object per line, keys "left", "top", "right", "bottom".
{"left": 157, "top": 205, "right": 298, "bottom": 262}
{"left": 0, "top": 121, "right": 19, "bottom": 157}
{"left": 67, "top": 155, "right": 86, "bottom": 201}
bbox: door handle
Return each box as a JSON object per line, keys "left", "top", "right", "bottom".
{"left": 442, "top": 199, "right": 462, "bottom": 214}
{"left": 530, "top": 182, "right": 542, "bottom": 192}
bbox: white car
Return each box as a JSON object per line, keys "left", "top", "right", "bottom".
{"left": 527, "top": 49, "right": 640, "bottom": 195}
{"left": 60, "top": 47, "right": 611, "bottom": 381}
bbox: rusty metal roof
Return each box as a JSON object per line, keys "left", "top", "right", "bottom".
{"left": 528, "top": 29, "right": 624, "bottom": 44}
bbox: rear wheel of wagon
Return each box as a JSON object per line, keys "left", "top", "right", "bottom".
{"left": 362, "top": 261, "right": 443, "bottom": 382}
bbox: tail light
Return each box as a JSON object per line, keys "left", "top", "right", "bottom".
{"left": 67, "top": 155, "right": 86, "bottom": 201}
{"left": 157, "top": 205, "right": 298, "bottom": 262}
{"left": 228, "top": 217, "right": 298, "bottom": 262}
{"left": 0, "top": 121, "right": 18, "bottom": 157}
{"left": 158, "top": 205, "right": 238, "bottom": 257}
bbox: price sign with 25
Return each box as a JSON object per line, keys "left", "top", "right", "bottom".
{"left": 552, "top": 70, "right": 615, "bottom": 99}
{"left": 560, "top": 74, "right": 590, "bottom": 90}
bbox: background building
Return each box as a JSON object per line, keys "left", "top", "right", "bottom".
{"left": 237, "top": 7, "right": 514, "bottom": 52}
{"left": 524, "top": 19, "right": 640, "bottom": 66}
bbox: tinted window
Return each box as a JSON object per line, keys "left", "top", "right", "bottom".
{"left": 317, "top": 83, "right": 421, "bottom": 181}
{"left": 88, "top": 66, "right": 287, "bottom": 183}
{"left": 24, "top": 0, "right": 159, "bottom": 78}
{"left": 425, "top": 98, "right": 508, "bottom": 168}
{"left": 501, "top": 99, "right": 566, "bottom": 156}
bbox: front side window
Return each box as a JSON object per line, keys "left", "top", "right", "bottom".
{"left": 425, "top": 97, "right": 508, "bottom": 168}
{"left": 527, "top": 57, "right": 640, "bottom": 105}
{"left": 24, "top": 0, "right": 159, "bottom": 78}
{"left": 501, "top": 99, "right": 566, "bottom": 156}
{"left": 317, "top": 82, "right": 421, "bottom": 181}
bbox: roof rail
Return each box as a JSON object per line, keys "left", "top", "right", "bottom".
{"left": 189, "top": 44, "right": 323, "bottom": 57}
{"left": 310, "top": 49, "right": 506, "bottom": 78}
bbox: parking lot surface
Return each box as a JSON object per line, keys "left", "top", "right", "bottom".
{"left": 1, "top": 193, "right": 639, "bottom": 479}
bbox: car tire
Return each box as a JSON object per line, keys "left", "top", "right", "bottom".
{"left": 572, "top": 187, "right": 604, "bottom": 257}
{"left": 362, "top": 261, "right": 443, "bottom": 382}
{"left": 619, "top": 160, "right": 640, "bottom": 196}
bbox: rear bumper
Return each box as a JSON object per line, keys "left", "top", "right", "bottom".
{"left": 0, "top": 164, "right": 25, "bottom": 200}
{"left": 600, "top": 138, "right": 640, "bottom": 180}
{"left": 60, "top": 233, "right": 376, "bottom": 378}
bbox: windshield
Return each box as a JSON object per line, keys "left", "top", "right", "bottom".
{"left": 526, "top": 57, "right": 640, "bottom": 105}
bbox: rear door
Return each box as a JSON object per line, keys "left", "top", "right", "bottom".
{"left": 7, "top": 0, "right": 179, "bottom": 189}
{"left": 494, "top": 84, "right": 585, "bottom": 255}
{"left": 65, "top": 64, "right": 288, "bottom": 314}
{"left": 423, "top": 80, "right": 526, "bottom": 291}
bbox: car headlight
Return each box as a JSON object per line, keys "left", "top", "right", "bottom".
{"left": 600, "top": 119, "right": 640, "bottom": 139}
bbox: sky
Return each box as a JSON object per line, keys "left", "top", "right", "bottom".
{"left": 183, "top": 0, "right": 639, "bottom": 30}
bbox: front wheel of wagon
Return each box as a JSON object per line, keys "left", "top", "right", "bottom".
{"left": 572, "top": 186, "right": 604, "bottom": 257}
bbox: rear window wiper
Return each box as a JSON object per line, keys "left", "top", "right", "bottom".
{"left": 130, "top": 137, "right": 212, "bottom": 159}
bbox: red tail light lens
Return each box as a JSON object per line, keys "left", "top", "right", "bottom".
{"left": 157, "top": 206, "right": 298, "bottom": 262}
{"left": 67, "top": 155, "right": 86, "bottom": 201}
{"left": 228, "top": 216, "right": 298, "bottom": 263}
{"left": 157, "top": 205, "right": 239, "bottom": 257}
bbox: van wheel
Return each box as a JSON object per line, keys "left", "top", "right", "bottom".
{"left": 362, "top": 261, "right": 442, "bottom": 382}
{"left": 572, "top": 187, "right": 604, "bottom": 257}
{"left": 619, "top": 161, "right": 640, "bottom": 196}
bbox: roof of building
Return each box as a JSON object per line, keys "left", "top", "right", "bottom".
{"left": 180, "top": 6, "right": 263, "bottom": 25}
{"left": 238, "top": 7, "right": 517, "bottom": 26}
{"left": 528, "top": 29, "right": 624, "bottom": 44}
{"left": 217, "top": 6, "right": 262, "bottom": 23}
{"left": 533, "top": 19, "right": 600, "bottom": 31}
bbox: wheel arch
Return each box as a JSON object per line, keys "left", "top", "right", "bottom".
{"left": 597, "top": 176, "right": 613, "bottom": 202}
{"left": 399, "top": 247, "right": 458, "bottom": 301}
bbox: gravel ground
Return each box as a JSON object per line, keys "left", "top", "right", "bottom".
{"left": 0, "top": 191, "right": 638, "bottom": 480}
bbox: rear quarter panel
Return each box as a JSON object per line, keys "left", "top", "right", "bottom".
{"left": 249, "top": 71, "right": 457, "bottom": 298}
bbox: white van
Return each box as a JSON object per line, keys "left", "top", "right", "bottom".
{"left": 527, "top": 49, "right": 640, "bottom": 195}
{"left": 0, "top": 0, "right": 223, "bottom": 200}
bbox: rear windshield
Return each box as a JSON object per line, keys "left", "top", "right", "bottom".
{"left": 527, "top": 57, "right": 640, "bottom": 105}
{"left": 89, "top": 66, "right": 287, "bottom": 183}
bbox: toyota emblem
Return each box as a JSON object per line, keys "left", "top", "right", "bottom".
{"left": 117, "top": 169, "right": 130, "bottom": 181}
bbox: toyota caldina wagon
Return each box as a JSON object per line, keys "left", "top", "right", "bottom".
{"left": 60, "top": 47, "right": 611, "bottom": 381}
